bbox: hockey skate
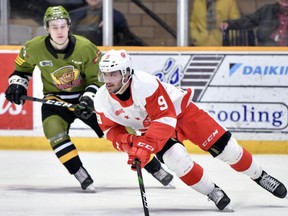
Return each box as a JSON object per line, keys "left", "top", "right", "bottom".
{"left": 254, "top": 170, "right": 287, "bottom": 199}
{"left": 208, "top": 185, "right": 234, "bottom": 211}
{"left": 152, "top": 166, "right": 174, "bottom": 187}
{"left": 74, "top": 166, "right": 96, "bottom": 192}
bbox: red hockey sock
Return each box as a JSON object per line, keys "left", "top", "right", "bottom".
{"left": 180, "top": 162, "right": 204, "bottom": 186}
{"left": 230, "top": 147, "right": 252, "bottom": 172}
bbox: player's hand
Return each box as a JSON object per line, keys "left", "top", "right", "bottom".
{"left": 74, "top": 96, "right": 94, "bottom": 119}
{"left": 113, "top": 133, "right": 137, "bottom": 152}
{"left": 127, "top": 137, "right": 155, "bottom": 170}
{"left": 5, "top": 84, "right": 27, "bottom": 105}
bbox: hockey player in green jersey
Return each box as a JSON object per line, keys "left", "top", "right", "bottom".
{"left": 5, "top": 5, "right": 173, "bottom": 192}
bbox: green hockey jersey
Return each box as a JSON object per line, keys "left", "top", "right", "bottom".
{"left": 14, "top": 35, "right": 103, "bottom": 95}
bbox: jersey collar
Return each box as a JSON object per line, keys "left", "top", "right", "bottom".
{"left": 45, "top": 35, "right": 76, "bottom": 59}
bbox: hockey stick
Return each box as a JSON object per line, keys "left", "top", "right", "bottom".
{"left": 20, "top": 95, "right": 77, "bottom": 110}
{"left": 135, "top": 159, "right": 150, "bottom": 216}
{"left": 20, "top": 95, "right": 103, "bottom": 137}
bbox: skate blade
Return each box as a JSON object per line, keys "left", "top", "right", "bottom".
{"left": 165, "top": 181, "right": 176, "bottom": 189}
{"left": 223, "top": 204, "right": 234, "bottom": 212}
{"left": 84, "top": 184, "right": 96, "bottom": 193}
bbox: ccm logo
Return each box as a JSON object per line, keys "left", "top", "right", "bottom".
{"left": 137, "top": 142, "right": 155, "bottom": 152}
{"left": 202, "top": 130, "right": 219, "bottom": 147}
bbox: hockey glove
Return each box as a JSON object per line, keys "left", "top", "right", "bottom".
{"left": 5, "top": 75, "right": 28, "bottom": 105}
{"left": 113, "top": 133, "right": 137, "bottom": 152}
{"left": 128, "top": 137, "right": 155, "bottom": 170}
{"left": 74, "top": 96, "right": 94, "bottom": 119}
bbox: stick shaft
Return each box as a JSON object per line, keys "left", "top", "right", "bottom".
{"left": 20, "top": 95, "right": 77, "bottom": 110}
{"left": 135, "top": 160, "right": 150, "bottom": 216}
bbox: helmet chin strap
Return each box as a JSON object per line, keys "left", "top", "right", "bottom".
{"left": 115, "top": 75, "right": 131, "bottom": 95}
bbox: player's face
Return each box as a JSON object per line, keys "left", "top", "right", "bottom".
{"left": 103, "top": 71, "right": 123, "bottom": 93}
{"left": 47, "top": 19, "right": 69, "bottom": 44}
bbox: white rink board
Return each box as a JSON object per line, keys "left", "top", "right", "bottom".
{"left": 1, "top": 49, "right": 288, "bottom": 141}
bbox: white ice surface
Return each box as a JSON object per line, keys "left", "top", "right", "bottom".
{"left": 0, "top": 150, "right": 287, "bottom": 216}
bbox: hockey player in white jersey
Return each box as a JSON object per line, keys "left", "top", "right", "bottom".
{"left": 94, "top": 49, "right": 287, "bottom": 211}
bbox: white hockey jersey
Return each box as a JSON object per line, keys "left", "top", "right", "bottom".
{"left": 94, "top": 70, "right": 193, "bottom": 152}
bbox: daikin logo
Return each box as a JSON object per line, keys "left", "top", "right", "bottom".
{"left": 230, "top": 63, "right": 288, "bottom": 76}
{"left": 229, "top": 63, "right": 243, "bottom": 76}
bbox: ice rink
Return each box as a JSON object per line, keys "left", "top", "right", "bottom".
{"left": 0, "top": 150, "right": 287, "bottom": 216}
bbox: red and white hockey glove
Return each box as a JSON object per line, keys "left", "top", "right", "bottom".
{"left": 127, "top": 137, "right": 155, "bottom": 170}
{"left": 112, "top": 133, "right": 137, "bottom": 153}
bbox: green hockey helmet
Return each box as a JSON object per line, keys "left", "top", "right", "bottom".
{"left": 43, "top": 6, "right": 71, "bottom": 28}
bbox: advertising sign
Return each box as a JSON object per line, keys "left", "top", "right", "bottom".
{"left": 1, "top": 48, "right": 288, "bottom": 140}
{"left": 130, "top": 51, "right": 288, "bottom": 137}
{"left": 0, "top": 53, "right": 33, "bottom": 129}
